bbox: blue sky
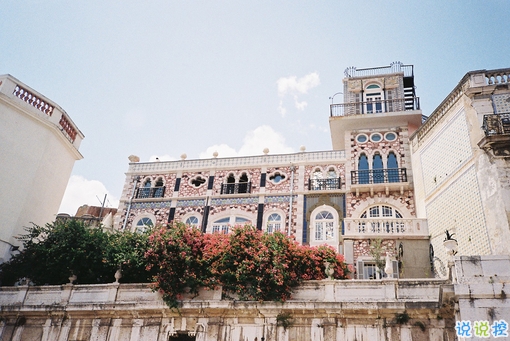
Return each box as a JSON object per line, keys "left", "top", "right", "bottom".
{"left": 2, "top": 1, "right": 509, "bottom": 214}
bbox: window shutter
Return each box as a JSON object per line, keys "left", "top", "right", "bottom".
{"left": 357, "top": 260, "right": 364, "bottom": 279}
{"left": 392, "top": 260, "right": 399, "bottom": 279}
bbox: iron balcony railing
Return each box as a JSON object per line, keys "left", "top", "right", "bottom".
{"left": 135, "top": 186, "right": 166, "bottom": 199}
{"left": 482, "top": 114, "right": 510, "bottom": 136}
{"left": 351, "top": 169, "right": 407, "bottom": 185}
{"left": 220, "top": 182, "right": 252, "bottom": 194}
{"left": 308, "top": 177, "right": 341, "bottom": 190}
{"left": 330, "top": 97, "right": 420, "bottom": 117}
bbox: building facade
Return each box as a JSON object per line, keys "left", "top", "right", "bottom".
{"left": 410, "top": 68, "right": 510, "bottom": 277}
{"left": 114, "top": 62, "right": 431, "bottom": 279}
{"left": 0, "top": 75, "right": 84, "bottom": 262}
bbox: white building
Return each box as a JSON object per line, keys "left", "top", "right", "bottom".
{"left": 0, "top": 75, "right": 84, "bottom": 261}
{"left": 410, "top": 68, "right": 510, "bottom": 276}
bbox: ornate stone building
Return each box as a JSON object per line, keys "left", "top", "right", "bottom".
{"left": 114, "top": 62, "right": 431, "bottom": 279}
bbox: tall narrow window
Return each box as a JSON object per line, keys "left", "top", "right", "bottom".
{"left": 238, "top": 173, "right": 249, "bottom": 193}
{"left": 387, "top": 152, "right": 399, "bottom": 182}
{"left": 365, "top": 84, "right": 383, "bottom": 114}
{"left": 311, "top": 168, "right": 323, "bottom": 190}
{"left": 154, "top": 177, "right": 164, "bottom": 197}
{"left": 140, "top": 179, "right": 151, "bottom": 198}
{"left": 358, "top": 154, "right": 369, "bottom": 184}
{"left": 373, "top": 153, "right": 384, "bottom": 183}
{"left": 226, "top": 174, "right": 236, "bottom": 194}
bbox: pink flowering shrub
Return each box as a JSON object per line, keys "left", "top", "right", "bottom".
{"left": 145, "top": 224, "right": 350, "bottom": 307}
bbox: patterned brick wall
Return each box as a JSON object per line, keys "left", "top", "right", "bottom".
{"left": 353, "top": 239, "right": 397, "bottom": 260}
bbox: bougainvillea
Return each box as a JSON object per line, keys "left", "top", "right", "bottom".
{"left": 144, "top": 223, "right": 211, "bottom": 308}
{"left": 146, "top": 224, "right": 351, "bottom": 307}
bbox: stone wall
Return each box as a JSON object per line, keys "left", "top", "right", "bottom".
{"left": 0, "top": 280, "right": 456, "bottom": 341}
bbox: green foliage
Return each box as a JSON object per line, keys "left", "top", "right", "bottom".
{"left": 395, "top": 311, "right": 410, "bottom": 324}
{"left": 276, "top": 312, "right": 293, "bottom": 330}
{"left": 1, "top": 222, "right": 351, "bottom": 310}
{"left": 145, "top": 223, "right": 211, "bottom": 308}
{"left": 0, "top": 220, "right": 152, "bottom": 286}
{"left": 147, "top": 224, "right": 351, "bottom": 306}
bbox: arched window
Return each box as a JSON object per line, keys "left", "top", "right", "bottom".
{"left": 185, "top": 216, "right": 200, "bottom": 228}
{"left": 211, "top": 215, "right": 251, "bottom": 234}
{"left": 387, "top": 152, "right": 399, "bottom": 182}
{"left": 373, "top": 153, "right": 384, "bottom": 183}
{"left": 365, "top": 84, "right": 383, "bottom": 114}
{"left": 225, "top": 174, "right": 236, "bottom": 194}
{"left": 314, "top": 210, "right": 335, "bottom": 241}
{"left": 359, "top": 205, "right": 404, "bottom": 234}
{"left": 266, "top": 213, "right": 282, "bottom": 234}
{"left": 311, "top": 168, "right": 323, "bottom": 190}
{"left": 139, "top": 179, "right": 152, "bottom": 198}
{"left": 238, "top": 173, "right": 249, "bottom": 193}
{"left": 154, "top": 177, "right": 165, "bottom": 197}
{"left": 358, "top": 154, "right": 369, "bottom": 184}
{"left": 135, "top": 217, "right": 153, "bottom": 234}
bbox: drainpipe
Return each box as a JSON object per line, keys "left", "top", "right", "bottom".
{"left": 122, "top": 176, "right": 140, "bottom": 230}
{"left": 287, "top": 165, "right": 296, "bottom": 236}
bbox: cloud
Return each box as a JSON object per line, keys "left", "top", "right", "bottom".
{"left": 277, "top": 72, "right": 320, "bottom": 116}
{"left": 58, "top": 175, "right": 119, "bottom": 215}
{"left": 277, "top": 72, "right": 320, "bottom": 97}
{"left": 199, "top": 144, "right": 238, "bottom": 159}
{"left": 199, "top": 125, "right": 294, "bottom": 158}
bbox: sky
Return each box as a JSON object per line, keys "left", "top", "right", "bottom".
{"left": 1, "top": 1, "right": 509, "bottom": 215}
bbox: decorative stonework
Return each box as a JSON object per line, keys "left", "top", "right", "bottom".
{"left": 211, "top": 197, "right": 258, "bottom": 206}
{"left": 179, "top": 172, "right": 210, "bottom": 197}
{"left": 265, "top": 166, "right": 297, "bottom": 193}
{"left": 350, "top": 129, "right": 406, "bottom": 171}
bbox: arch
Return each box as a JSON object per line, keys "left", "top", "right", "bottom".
{"left": 358, "top": 153, "right": 369, "bottom": 184}
{"left": 387, "top": 151, "right": 400, "bottom": 182}
{"left": 309, "top": 205, "right": 340, "bottom": 248}
{"left": 132, "top": 212, "right": 156, "bottom": 233}
{"left": 364, "top": 82, "right": 384, "bottom": 114}
{"left": 373, "top": 153, "right": 384, "bottom": 183}
{"left": 266, "top": 213, "right": 282, "bottom": 234}
{"left": 154, "top": 177, "right": 165, "bottom": 197}
{"left": 350, "top": 197, "right": 412, "bottom": 220}
{"left": 182, "top": 213, "right": 201, "bottom": 229}
{"left": 207, "top": 210, "right": 255, "bottom": 234}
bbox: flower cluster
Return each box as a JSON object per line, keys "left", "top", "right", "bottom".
{"left": 146, "top": 224, "right": 350, "bottom": 307}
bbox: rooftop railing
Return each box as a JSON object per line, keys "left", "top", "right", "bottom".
{"left": 128, "top": 150, "right": 346, "bottom": 173}
{"left": 344, "top": 62, "right": 414, "bottom": 78}
{"left": 330, "top": 98, "right": 420, "bottom": 117}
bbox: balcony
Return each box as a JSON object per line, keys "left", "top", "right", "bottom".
{"left": 350, "top": 169, "right": 408, "bottom": 196}
{"left": 330, "top": 98, "right": 420, "bottom": 117}
{"left": 343, "top": 218, "right": 428, "bottom": 239}
{"left": 478, "top": 114, "right": 510, "bottom": 156}
{"left": 220, "top": 182, "right": 252, "bottom": 195}
{"left": 308, "top": 177, "right": 342, "bottom": 191}
{"left": 135, "top": 186, "right": 165, "bottom": 199}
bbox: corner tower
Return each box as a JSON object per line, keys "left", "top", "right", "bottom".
{"left": 329, "top": 62, "right": 430, "bottom": 279}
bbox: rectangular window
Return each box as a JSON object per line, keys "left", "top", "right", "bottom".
{"left": 325, "top": 222, "right": 334, "bottom": 240}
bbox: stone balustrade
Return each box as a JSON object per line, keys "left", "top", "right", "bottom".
{"left": 343, "top": 218, "right": 428, "bottom": 238}
{"left": 128, "top": 150, "right": 346, "bottom": 173}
